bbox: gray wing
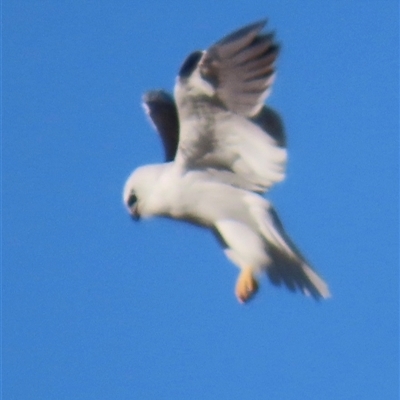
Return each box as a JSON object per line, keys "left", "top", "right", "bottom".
{"left": 142, "top": 90, "right": 179, "bottom": 162}
{"left": 173, "top": 20, "right": 286, "bottom": 193}
{"left": 200, "top": 19, "right": 279, "bottom": 117}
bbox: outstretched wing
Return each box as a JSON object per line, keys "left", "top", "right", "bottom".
{"left": 200, "top": 19, "right": 279, "bottom": 117}
{"left": 142, "top": 90, "right": 179, "bottom": 162}
{"left": 174, "top": 20, "right": 286, "bottom": 193}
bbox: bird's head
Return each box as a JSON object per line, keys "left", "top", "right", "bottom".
{"left": 123, "top": 164, "right": 165, "bottom": 220}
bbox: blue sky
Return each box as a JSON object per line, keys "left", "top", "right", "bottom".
{"left": 3, "top": 1, "right": 398, "bottom": 399}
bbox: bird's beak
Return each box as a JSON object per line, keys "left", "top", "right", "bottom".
{"left": 130, "top": 204, "right": 141, "bottom": 221}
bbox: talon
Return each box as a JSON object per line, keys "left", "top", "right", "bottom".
{"left": 235, "top": 268, "right": 259, "bottom": 303}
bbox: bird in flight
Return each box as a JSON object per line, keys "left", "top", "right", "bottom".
{"left": 123, "top": 20, "right": 330, "bottom": 303}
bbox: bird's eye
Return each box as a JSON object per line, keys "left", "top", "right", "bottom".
{"left": 178, "top": 51, "right": 203, "bottom": 78}
{"left": 127, "top": 193, "right": 137, "bottom": 207}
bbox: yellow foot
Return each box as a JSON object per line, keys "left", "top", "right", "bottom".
{"left": 235, "top": 268, "right": 259, "bottom": 303}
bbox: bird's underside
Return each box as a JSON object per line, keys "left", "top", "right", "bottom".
{"left": 124, "top": 20, "right": 331, "bottom": 304}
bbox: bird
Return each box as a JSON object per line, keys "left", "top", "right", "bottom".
{"left": 123, "top": 20, "right": 330, "bottom": 303}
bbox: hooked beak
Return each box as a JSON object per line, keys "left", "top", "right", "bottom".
{"left": 130, "top": 204, "right": 140, "bottom": 221}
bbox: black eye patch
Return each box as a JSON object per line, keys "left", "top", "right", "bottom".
{"left": 127, "top": 193, "right": 138, "bottom": 207}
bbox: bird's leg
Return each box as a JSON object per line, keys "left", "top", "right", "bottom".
{"left": 235, "top": 268, "right": 259, "bottom": 303}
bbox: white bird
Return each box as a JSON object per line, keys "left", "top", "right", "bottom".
{"left": 123, "top": 20, "right": 330, "bottom": 303}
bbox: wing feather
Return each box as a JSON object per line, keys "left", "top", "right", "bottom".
{"left": 200, "top": 20, "right": 279, "bottom": 116}
{"left": 143, "top": 90, "right": 179, "bottom": 162}
{"left": 210, "top": 20, "right": 266, "bottom": 59}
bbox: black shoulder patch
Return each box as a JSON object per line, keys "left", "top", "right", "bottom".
{"left": 178, "top": 51, "right": 203, "bottom": 78}
{"left": 143, "top": 90, "right": 180, "bottom": 162}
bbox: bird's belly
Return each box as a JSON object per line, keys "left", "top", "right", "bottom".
{"left": 168, "top": 177, "right": 252, "bottom": 228}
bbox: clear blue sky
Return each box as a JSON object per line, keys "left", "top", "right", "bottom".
{"left": 3, "top": 2, "right": 398, "bottom": 399}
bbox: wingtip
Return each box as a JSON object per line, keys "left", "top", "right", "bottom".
{"left": 219, "top": 19, "right": 268, "bottom": 43}
{"left": 239, "top": 18, "right": 268, "bottom": 32}
{"left": 142, "top": 90, "right": 173, "bottom": 105}
{"left": 240, "top": 18, "right": 268, "bottom": 34}
{"left": 251, "top": 18, "right": 268, "bottom": 29}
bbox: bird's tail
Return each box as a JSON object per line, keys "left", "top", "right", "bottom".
{"left": 254, "top": 200, "right": 331, "bottom": 300}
